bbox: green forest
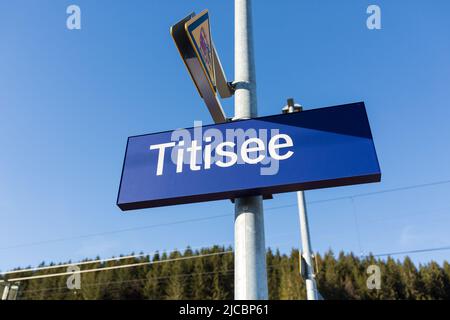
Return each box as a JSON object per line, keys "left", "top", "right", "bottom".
{"left": 2, "top": 246, "right": 450, "bottom": 300}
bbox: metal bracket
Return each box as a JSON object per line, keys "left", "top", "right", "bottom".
{"left": 282, "top": 98, "right": 303, "bottom": 114}
{"left": 231, "top": 80, "right": 253, "bottom": 91}
{"left": 229, "top": 194, "right": 273, "bottom": 204}
{"left": 227, "top": 81, "right": 237, "bottom": 94}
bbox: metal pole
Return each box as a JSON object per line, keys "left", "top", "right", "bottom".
{"left": 233, "top": 0, "right": 268, "bottom": 300}
{"left": 283, "top": 98, "right": 319, "bottom": 300}
{"left": 297, "top": 191, "right": 319, "bottom": 300}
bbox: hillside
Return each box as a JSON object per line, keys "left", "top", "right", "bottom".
{"left": 2, "top": 246, "right": 450, "bottom": 300}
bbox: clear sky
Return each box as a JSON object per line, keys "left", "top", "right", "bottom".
{"left": 1, "top": 0, "right": 450, "bottom": 272}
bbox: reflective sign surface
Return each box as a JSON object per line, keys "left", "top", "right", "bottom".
{"left": 117, "top": 102, "right": 381, "bottom": 211}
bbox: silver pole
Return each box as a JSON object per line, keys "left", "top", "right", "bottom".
{"left": 297, "top": 191, "right": 319, "bottom": 300}
{"left": 234, "top": 0, "right": 268, "bottom": 300}
{"left": 283, "top": 98, "right": 319, "bottom": 300}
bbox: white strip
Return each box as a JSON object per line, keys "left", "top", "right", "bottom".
{"left": 0, "top": 241, "right": 234, "bottom": 276}
{"left": 6, "top": 251, "right": 233, "bottom": 282}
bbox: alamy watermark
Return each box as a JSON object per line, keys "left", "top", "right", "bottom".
{"left": 148, "top": 121, "right": 293, "bottom": 176}
{"left": 66, "top": 5, "right": 381, "bottom": 31}
{"left": 366, "top": 264, "right": 381, "bottom": 290}
{"left": 367, "top": 5, "right": 382, "bottom": 30}
{"left": 66, "top": 5, "right": 81, "bottom": 30}
{"left": 66, "top": 265, "right": 81, "bottom": 290}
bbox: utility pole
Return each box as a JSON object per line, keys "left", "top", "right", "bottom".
{"left": 297, "top": 191, "right": 319, "bottom": 300}
{"left": 283, "top": 98, "right": 319, "bottom": 300}
{"left": 233, "top": 0, "right": 268, "bottom": 300}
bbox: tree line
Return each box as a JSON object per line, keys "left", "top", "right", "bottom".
{"left": 2, "top": 246, "right": 449, "bottom": 300}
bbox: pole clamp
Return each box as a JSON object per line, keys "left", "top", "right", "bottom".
{"left": 229, "top": 80, "right": 253, "bottom": 92}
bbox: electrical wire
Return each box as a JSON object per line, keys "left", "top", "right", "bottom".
{"left": 372, "top": 246, "right": 450, "bottom": 258}
{"left": 4, "top": 251, "right": 234, "bottom": 282}
{"left": 3, "top": 243, "right": 450, "bottom": 287}
{"left": 0, "top": 213, "right": 231, "bottom": 251}
{"left": 2, "top": 179, "right": 450, "bottom": 278}
{"left": 18, "top": 264, "right": 284, "bottom": 295}
{"left": 0, "top": 239, "right": 296, "bottom": 277}
{"left": 1, "top": 179, "right": 449, "bottom": 252}
{"left": 0, "top": 241, "right": 235, "bottom": 276}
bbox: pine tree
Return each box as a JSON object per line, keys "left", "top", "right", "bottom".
{"left": 144, "top": 252, "right": 162, "bottom": 299}
{"left": 181, "top": 247, "right": 195, "bottom": 299}
{"left": 267, "top": 248, "right": 281, "bottom": 300}
{"left": 165, "top": 250, "right": 185, "bottom": 300}
{"left": 220, "top": 246, "right": 234, "bottom": 300}
{"left": 10, "top": 245, "right": 450, "bottom": 300}
{"left": 444, "top": 261, "right": 450, "bottom": 300}
{"left": 380, "top": 257, "right": 406, "bottom": 299}
{"left": 278, "top": 250, "right": 302, "bottom": 300}
{"left": 420, "top": 261, "right": 448, "bottom": 299}
{"left": 321, "top": 251, "right": 346, "bottom": 299}
{"left": 191, "top": 252, "right": 207, "bottom": 299}
{"left": 113, "top": 253, "right": 146, "bottom": 300}
{"left": 210, "top": 246, "right": 228, "bottom": 300}
{"left": 402, "top": 257, "right": 424, "bottom": 300}
{"left": 81, "top": 259, "right": 103, "bottom": 300}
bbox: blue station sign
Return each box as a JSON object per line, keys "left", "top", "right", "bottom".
{"left": 117, "top": 102, "right": 381, "bottom": 211}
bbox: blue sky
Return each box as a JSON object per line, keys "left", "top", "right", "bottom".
{"left": 1, "top": 0, "right": 450, "bottom": 272}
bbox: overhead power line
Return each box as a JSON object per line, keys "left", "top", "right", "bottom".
{"left": 3, "top": 251, "right": 234, "bottom": 282}
{"left": 18, "top": 264, "right": 284, "bottom": 295}
{"left": 0, "top": 213, "right": 231, "bottom": 251}
{"left": 19, "top": 270, "right": 235, "bottom": 295}
{"left": 5, "top": 244, "right": 450, "bottom": 283}
{"left": 0, "top": 240, "right": 297, "bottom": 277}
{"left": 3, "top": 244, "right": 450, "bottom": 286}
{"left": 372, "top": 246, "right": 450, "bottom": 258}
{"left": 300, "top": 179, "right": 450, "bottom": 205}
{"left": 0, "top": 241, "right": 235, "bottom": 276}
{"left": 1, "top": 179, "right": 449, "bottom": 276}
{"left": 2, "top": 179, "right": 450, "bottom": 252}
{"left": 0, "top": 253, "right": 150, "bottom": 277}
